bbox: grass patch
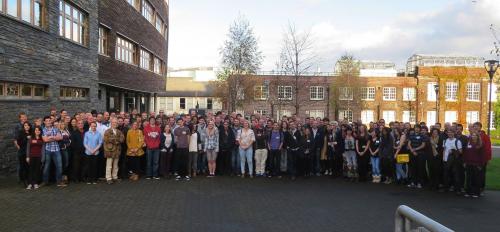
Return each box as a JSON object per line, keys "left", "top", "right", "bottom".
{"left": 487, "top": 158, "right": 500, "bottom": 190}
{"left": 491, "top": 139, "right": 500, "bottom": 146}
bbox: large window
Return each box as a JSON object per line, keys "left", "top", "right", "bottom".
{"left": 488, "top": 83, "right": 498, "bottom": 102}
{"left": 360, "top": 110, "right": 374, "bottom": 124}
{"left": 427, "top": 82, "right": 437, "bottom": 101}
{"left": 310, "top": 86, "right": 324, "bottom": 100}
{"left": 444, "top": 111, "right": 457, "bottom": 123}
{"left": 466, "top": 111, "right": 479, "bottom": 128}
{"left": 59, "top": 1, "right": 86, "bottom": 45}
{"left": 0, "top": 82, "right": 45, "bottom": 99}
{"left": 338, "top": 87, "right": 353, "bottom": 100}
{"left": 141, "top": 0, "right": 153, "bottom": 24}
{"left": 466, "top": 83, "right": 480, "bottom": 102}
{"left": 126, "top": 0, "right": 139, "bottom": 10}
{"left": 427, "top": 111, "right": 436, "bottom": 126}
{"left": 2, "top": 0, "right": 43, "bottom": 27}
{"left": 445, "top": 82, "right": 458, "bottom": 101}
{"left": 254, "top": 85, "right": 268, "bottom": 100}
{"left": 207, "top": 98, "right": 213, "bottom": 110}
{"left": 179, "top": 98, "right": 186, "bottom": 109}
{"left": 155, "top": 14, "right": 164, "bottom": 35}
{"left": 278, "top": 86, "right": 292, "bottom": 100}
{"left": 402, "top": 88, "right": 416, "bottom": 101}
{"left": 98, "top": 26, "right": 109, "bottom": 55}
{"left": 116, "top": 36, "right": 136, "bottom": 64}
{"left": 140, "top": 49, "right": 151, "bottom": 70}
{"left": 360, "top": 87, "right": 375, "bottom": 101}
{"left": 308, "top": 110, "right": 324, "bottom": 119}
{"left": 154, "top": 57, "right": 162, "bottom": 74}
{"left": 60, "top": 86, "right": 88, "bottom": 100}
{"left": 490, "top": 111, "right": 496, "bottom": 130}
{"left": 383, "top": 87, "right": 396, "bottom": 101}
{"left": 254, "top": 109, "right": 268, "bottom": 116}
{"left": 338, "top": 110, "right": 353, "bottom": 122}
{"left": 402, "top": 111, "right": 416, "bottom": 124}
{"left": 382, "top": 110, "right": 396, "bottom": 123}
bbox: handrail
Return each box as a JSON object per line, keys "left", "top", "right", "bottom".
{"left": 395, "top": 205, "right": 454, "bottom": 232}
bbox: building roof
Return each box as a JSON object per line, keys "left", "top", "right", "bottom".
{"left": 160, "top": 77, "right": 215, "bottom": 97}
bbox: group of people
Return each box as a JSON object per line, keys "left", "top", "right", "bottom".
{"left": 13, "top": 108, "right": 491, "bottom": 198}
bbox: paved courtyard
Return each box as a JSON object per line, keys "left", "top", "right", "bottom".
{"left": 1, "top": 176, "right": 499, "bottom": 232}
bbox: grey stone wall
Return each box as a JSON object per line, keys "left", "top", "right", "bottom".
{"left": 0, "top": 0, "right": 100, "bottom": 175}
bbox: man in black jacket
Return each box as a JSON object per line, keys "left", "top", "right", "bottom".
{"left": 309, "top": 120, "right": 324, "bottom": 176}
{"left": 285, "top": 121, "right": 303, "bottom": 180}
{"left": 69, "top": 120, "right": 85, "bottom": 182}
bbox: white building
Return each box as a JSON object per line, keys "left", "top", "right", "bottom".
{"left": 406, "top": 54, "right": 485, "bottom": 75}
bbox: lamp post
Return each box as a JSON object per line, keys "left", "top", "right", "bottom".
{"left": 434, "top": 84, "right": 439, "bottom": 125}
{"left": 484, "top": 60, "right": 499, "bottom": 135}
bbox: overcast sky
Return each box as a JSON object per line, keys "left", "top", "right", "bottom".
{"left": 168, "top": 0, "right": 500, "bottom": 72}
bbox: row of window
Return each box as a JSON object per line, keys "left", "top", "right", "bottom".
{"left": 178, "top": 98, "right": 214, "bottom": 110}
{"left": 426, "top": 82, "right": 497, "bottom": 102}
{"left": 107, "top": 34, "right": 164, "bottom": 75}
{"left": 126, "top": 0, "right": 168, "bottom": 38}
{"left": 0, "top": 0, "right": 43, "bottom": 27}
{"left": 0, "top": 82, "right": 88, "bottom": 100}
{"left": 254, "top": 86, "right": 326, "bottom": 101}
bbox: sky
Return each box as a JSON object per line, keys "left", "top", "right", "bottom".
{"left": 168, "top": 0, "right": 500, "bottom": 72}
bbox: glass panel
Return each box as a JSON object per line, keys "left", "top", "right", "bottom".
{"left": 6, "top": 83, "right": 19, "bottom": 96}
{"left": 64, "top": 3, "right": 70, "bottom": 16}
{"left": 34, "top": 86, "right": 44, "bottom": 96}
{"left": 60, "top": 88, "right": 64, "bottom": 97}
{"left": 21, "top": 0, "right": 31, "bottom": 23}
{"left": 34, "top": 1, "right": 41, "bottom": 26}
{"left": 21, "top": 85, "right": 32, "bottom": 96}
{"left": 0, "top": 83, "right": 4, "bottom": 96}
{"left": 72, "top": 21, "right": 78, "bottom": 41}
{"left": 7, "top": 0, "right": 18, "bottom": 17}
{"left": 65, "top": 18, "right": 71, "bottom": 39}
{"left": 0, "top": 0, "right": 4, "bottom": 13}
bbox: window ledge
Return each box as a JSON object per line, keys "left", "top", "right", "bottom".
{"left": 58, "top": 37, "right": 89, "bottom": 49}
{"left": 0, "top": 98, "right": 48, "bottom": 102}
{"left": 0, "top": 13, "right": 49, "bottom": 34}
{"left": 60, "top": 98, "right": 90, "bottom": 102}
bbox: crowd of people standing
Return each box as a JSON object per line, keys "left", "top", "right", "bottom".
{"left": 13, "top": 108, "right": 492, "bottom": 198}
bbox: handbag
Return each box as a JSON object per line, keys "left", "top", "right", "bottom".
{"left": 396, "top": 153, "right": 410, "bottom": 164}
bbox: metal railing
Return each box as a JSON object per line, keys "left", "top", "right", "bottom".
{"left": 395, "top": 205, "right": 454, "bottom": 232}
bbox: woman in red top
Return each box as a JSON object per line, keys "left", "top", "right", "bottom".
{"left": 463, "top": 132, "right": 484, "bottom": 198}
{"left": 26, "top": 126, "right": 43, "bottom": 190}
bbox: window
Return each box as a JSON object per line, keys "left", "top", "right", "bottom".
{"left": 466, "top": 83, "right": 480, "bottom": 101}
{"left": 383, "top": 87, "right": 396, "bottom": 101}
{"left": 254, "top": 109, "right": 268, "bottom": 116}
{"left": 445, "top": 82, "right": 458, "bottom": 101}
{"left": 278, "top": 86, "right": 292, "bottom": 100}
{"left": 444, "top": 111, "right": 457, "bottom": 123}
{"left": 0, "top": 82, "right": 45, "bottom": 99}
{"left": 166, "top": 97, "right": 173, "bottom": 111}
{"left": 98, "top": 26, "right": 109, "bottom": 55}
{"left": 277, "top": 110, "right": 291, "bottom": 119}
{"left": 116, "top": 36, "right": 136, "bottom": 64}
{"left": 254, "top": 85, "right": 268, "bottom": 100}
{"left": 338, "top": 87, "right": 353, "bottom": 100}
{"left": 207, "top": 98, "right": 213, "bottom": 109}
{"left": 155, "top": 14, "right": 164, "bottom": 35}
{"left": 360, "top": 110, "right": 374, "bottom": 124}
{"left": 466, "top": 111, "right": 479, "bottom": 128}
{"left": 179, "top": 98, "right": 186, "bottom": 109}
{"left": 490, "top": 111, "right": 496, "bottom": 130}
{"left": 338, "top": 110, "right": 353, "bottom": 122}
{"left": 382, "top": 111, "right": 396, "bottom": 122}
{"left": 360, "top": 87, "right": 375, "bottom": 101}
{"left": 141, "top": 0, "right": 153, "bottom": 24}
{"left": 140, "top": 49, "right": 151, "bottom": 70}
{"left": 402, "top": 88, "right": 416, "bottom": 101}
{"left": 59, "top": 1, "right": 86, "bottom": 45}
{"left": 126, "top": 0, "right": 139, "bottom": 10}
{"left": 59, "top": 86, "right": 88, "bottom": 100}
{"left": 402, "top": 111, "right": 416, "bottom": 124}
{"left": 427, "top": 82, "right": 437, "bottom": 101}
{"left": 488, "top": 83, "right": 498, "bottom": 102}
{"left": 154, "top": 57, "right": 162, "bottom": 74}
{"left": 427, "top": 111, "right": 436, "bottom": 126}
{"left": 308, "top": 110, "right": 324, "bottom": 119}
{"left": 2, "top": 0, "right": 43, "bottom": 27}
{"left": 310, "top": 86, "right": 324, "bottom": 100}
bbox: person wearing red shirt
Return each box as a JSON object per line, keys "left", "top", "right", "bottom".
{"left": 472, "top": 122, "right": 491, "bottom": 194}
{"left": 144, "top": 117, "right": 161, "bottom": 179}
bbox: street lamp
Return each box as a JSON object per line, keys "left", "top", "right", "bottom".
{"left": 484, "top": 60, "right": 499, "bottom": 135}
{"left": 434, "top": 84, "right": 439, "bottom": 125}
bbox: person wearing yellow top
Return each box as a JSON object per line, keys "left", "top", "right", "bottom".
{"left": 126, "top": 121, "right": 145, "bottom": 180}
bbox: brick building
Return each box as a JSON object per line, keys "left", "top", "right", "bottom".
{"left": 241, "top": 66, "right": 496, "bottom": 129}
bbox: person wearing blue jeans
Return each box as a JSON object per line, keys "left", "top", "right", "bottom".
{"left": 146, "top": 149, "right": 160, "bottom": 178}
{"left": 144, "top": 117, "right": 161, "bottom": 179}
{"left": 41, "top": 116, "right": 65, "bottom": 187}
{"left": 237, "top": 121, "right": 255, "bottom": 178}
{"left": 369, "top": 129, "right": 381, "bottom": 183}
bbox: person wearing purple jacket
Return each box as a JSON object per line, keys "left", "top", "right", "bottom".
{"left": 267, "top": 122, "right": 283, "bottom": 178}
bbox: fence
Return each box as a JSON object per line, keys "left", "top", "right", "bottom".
{"left": 394, "top": 205, "right": 454, "bottom": 232}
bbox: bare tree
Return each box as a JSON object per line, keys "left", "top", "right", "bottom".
{"left": 215, "top": 15, "right": 263, "bottom": 113}
{"left": 331, "top": 54, "right": 363, "bottom": 122}
{"left": 279, "top": 22, "right": 316, "bottom": 114}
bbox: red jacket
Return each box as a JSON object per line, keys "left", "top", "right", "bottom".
{"left": 479, "top": 130, "right": 492, "bottom": 161}
{"left": 143, "top": 125, "right": 161, "bottom": 149}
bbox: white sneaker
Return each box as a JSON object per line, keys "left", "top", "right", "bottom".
{"left": 33, "top": 184, "right": 39, "bottom": 189}
{"left": 26, "top": 184, "right": 33, "bottom": 190}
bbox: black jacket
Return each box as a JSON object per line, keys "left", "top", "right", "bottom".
{"left": 219, "top": 127, "right": 235, "bottom": 151}
{"left": 70, "top": 129, "right": 85, "bottom": 156}
{"left": 285, "top": 129, "right": 303, "bottom": 150}
{"left": 309, "top": 127, "right": 324, "bottom": 150}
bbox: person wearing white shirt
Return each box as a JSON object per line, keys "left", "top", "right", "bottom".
{"left": 237, "top": 121, "right": 255, "bottom": 178}
{"left": 442, "top": 129, "right": 463, "bottom": 193}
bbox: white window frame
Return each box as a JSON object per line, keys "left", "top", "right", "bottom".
{"left": 278, "top": 86, "right": 293, "bottom": 100}
{"left": 116, "top": 36, "right": 136, "bottom": 64}
{"left": 402, "top": 88, "right": 416, "bottom": 101}
{"left": 383, "top": 87, "right": 396, "bottom": 101}
{"left": 360, "top": 110, "right": 374, "bottom": 124}
{"left": 310, "top": 86, "right": 325, "bottom": 100}
{"left": 466, "top": 111, "right": 479, "bottom": 129}
{"left": 140, "top": 49, "right": 151, "bottom": 71}
{"left": 141, "top": 0, "right": 154, "bottom": 24}
{"left": 254, "top": 109, "right": 268, "bottom": 116}
{"left": 445, "top": 82, "right": 458, "bottom": 102}
{"left": 382, "top": 110, "right": 396, "bottom": 122}
{"left": 308, "top": 110, "right": 325, "bottom": 119}
{"left": 402, "top": 111, "right": 416, "bottom": 124}
{"left": 360, "top": 87, "right": 375, "bottom": 101}
{"left": 466, "top": 83, "right": 480, "bottom": 102}
{"left": 339, "top": 87, "right": 353, "bottom": 100}
{"left": 427, "top": 82, "right": 437, "bottom": 101}
{"left": 427, "top": 111, "right": 436, "bottom": 126}
{"left": 488, "top": 83, "right": 498, "bottom": 102}
{"left": 254, "top": 85, "right": 269, "bottom": 100}
{"left": 490, "top": 111, "right": 496, "bottom": 130}
{"left": 444, "top": 111, "right": 457, "bottom": 123}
